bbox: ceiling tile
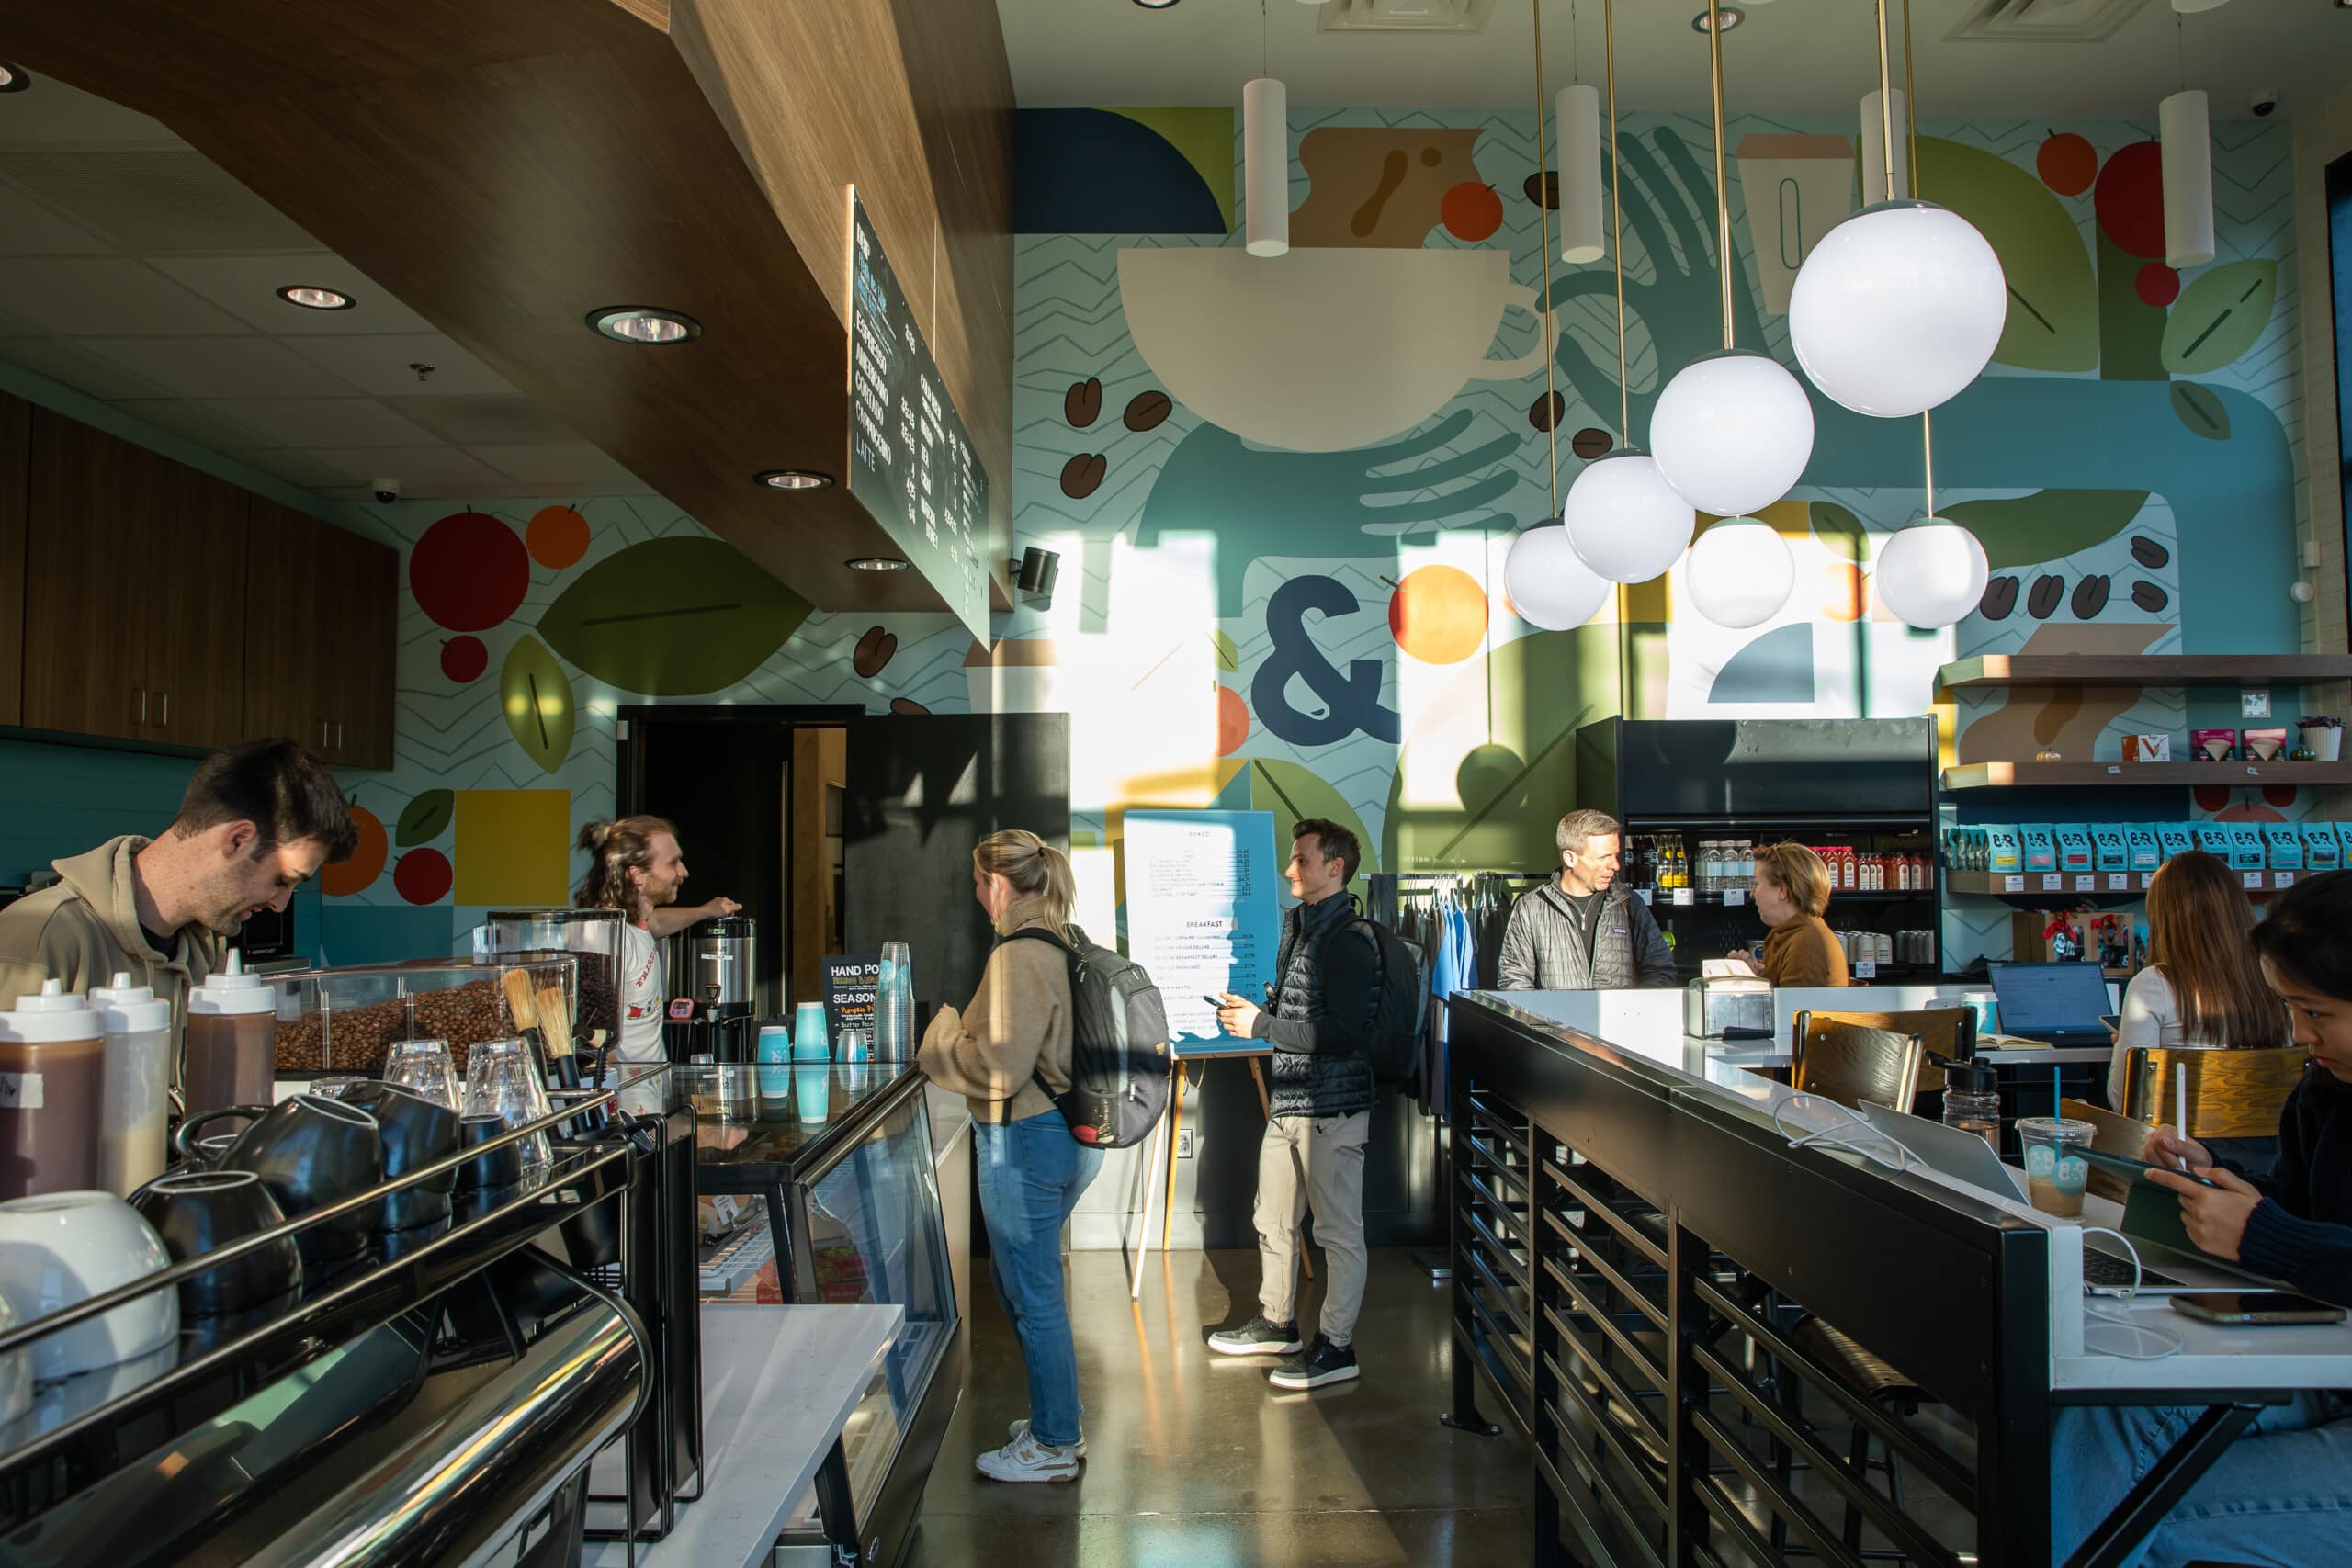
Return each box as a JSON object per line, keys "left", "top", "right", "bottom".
{"left": 0, "top": 150, "right": 314, "bottom": 253}
{"left": 233, "top": 449, "right": 360, "bottom": 489}
{"left": 106, "top": 399, "right": 279, "bottom": 456}
{"left": 473, "top": 442, "right": 650, "bottom": 490}
{"left": 80, "top": 336, "right": 359, "bottom": 399}
{"left": 298, "top": 446, "right": 511, "bottom": 490}
{"left": 381, "top": 395, "right": 576, "bottom": 446}
{"left": 0, "top": 178, "right": 111, "bottom": 256}
{"left": 147, "top": 254, "right": 440, "bottom": 337}
{"left": 197, "top": 397, "right": 432, "bottom": 446}
{"left": 0, "top": 257, "right": 246, "bottom": 335}
{"left": 282, "top": 334, "right": 517, "bottom": 397}
{"left": 0, "top": 336, "right": 171, "bottom": 400}
{"left": 0, "top": 77, "right": 178, "bottom": 148}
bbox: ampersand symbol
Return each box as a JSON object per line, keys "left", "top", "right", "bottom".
{"left": 1251, "top": 575, "right": 1401, "bottom": 746}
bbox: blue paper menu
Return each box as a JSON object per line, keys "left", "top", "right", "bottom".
{"left": 1123, "top": 809, "right": 1281, "bottom": 1055}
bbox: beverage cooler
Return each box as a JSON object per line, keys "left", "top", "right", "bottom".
{"left": 1575, "top": 717, "right": 1943, "bottom": 982}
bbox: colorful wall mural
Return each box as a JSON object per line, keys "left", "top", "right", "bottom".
{"left": 285, "top": 104, "right": 2310, "bottom": 971}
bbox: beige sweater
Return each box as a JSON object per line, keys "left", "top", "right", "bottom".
{"left": 918, "top": 897, "right": 1075, "bottom": 1125}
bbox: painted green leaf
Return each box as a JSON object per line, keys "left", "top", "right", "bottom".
{"left": 2169, "top": 381, "right": 2232, "bottom": 442}
{"left": 1939, "top": 489, "right": 2148, "bottom": 571}
{"left": 1247, "top": 758, "right": 1378, "bottom": 898}
{"left": 2161, "top": 260, "right": 2278, "bottom": 375}
{"left": 501, "top": 634, "right": 575, "bottom": 776}
{"left": 1919, "top": 138, "right": 2096, "bottom": 372}
{"left": 2097, "top": 230, "right": 2166, "bottom": 382}
{"left": 537, "top": 537, "right": 812, "bottom": 695}
{"left": 395, "top": 788, "right": 455, "bottom": 847}
{"left": 1810, "top": 501, "right": 1867, "bottom": 563}
{"left": 1211, "top": 628, "right": 1240, "bottom": 672}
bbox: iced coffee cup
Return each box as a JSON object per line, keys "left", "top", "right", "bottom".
{"left": 2017, "top": 1116, "right": 2095, "bottom": 1218}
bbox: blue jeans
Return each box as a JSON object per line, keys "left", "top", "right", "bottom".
{"left": 2052, "top": 1393, "right": 2352, "bottom": 1567}
{"left": 974, "top": 1109, "right": 1102, "bottom": 1450}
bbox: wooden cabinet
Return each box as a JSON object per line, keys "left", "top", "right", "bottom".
{"left": 22, "top": 412, "right": 246, "bottom": 749}
{"left": 0, "top": 395, "right": 26, "bottom": 728}
{"left": 244, "top": 496, "right": 396, "bottom": 770}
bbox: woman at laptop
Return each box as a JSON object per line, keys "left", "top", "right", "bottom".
{"left": 1726, "top": 842, "right": 1847, "bottom": 987}
{"left": 2052, "top": 871, "right": 2352, "bottom": 1567}
{"left": 2108, "top": 850, "right": 2290, "bottom": 1172}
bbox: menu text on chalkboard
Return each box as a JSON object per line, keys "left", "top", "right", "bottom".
{"left": 848, "top": 190, "right": 990, "bottom": 639}
{"left": 822, "top": 954, "right": 881, "bottom": 1047}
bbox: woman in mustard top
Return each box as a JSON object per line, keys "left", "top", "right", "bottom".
{"left": 1744, "top": 842, "right": 1848, "bottom": 987}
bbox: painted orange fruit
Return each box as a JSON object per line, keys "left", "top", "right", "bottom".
{"left": 1388, "top": 565, "right": 1488, "bottom": 663}
{"left": 1440, "top": 182, "right": 1504, "bottom": 243}
{"left": 526, "top": 504, "right": 591, "bottom": 570}
{"left": 322, "top": 807, "right": 387, "bottom": 897}
{"left": 1216, "top": 685, "right": 1250, "bottom": 756}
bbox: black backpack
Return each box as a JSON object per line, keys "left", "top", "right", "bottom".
{"left": 1003, "top": 924, "right": 1171, "bottom": 1148}
{"left": 1319, "top": 915, "right": 1428, "bottom": 1090}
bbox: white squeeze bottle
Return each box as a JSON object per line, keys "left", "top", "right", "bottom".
{"left": 92, "top": 972, "right": 172, "bottom": 1196}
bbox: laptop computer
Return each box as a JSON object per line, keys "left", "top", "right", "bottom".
{"left": 1990, "top": 962, "right": 2118, "bottom": 1045}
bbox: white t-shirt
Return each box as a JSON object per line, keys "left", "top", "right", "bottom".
{"left": 2109, "top": 965, "right": 2247, "bottom": 1111}
{"left": 617, "top": 920, "right": 666, "bottom": 1063}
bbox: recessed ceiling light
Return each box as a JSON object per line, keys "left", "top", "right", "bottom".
{"left": 757, "top": 469, "right": 833, "bottom": 491}
{"left": 0, "top": 62, "right": 29, "bottom": 94}
{"left": 276, "top": 284, "right": 353, "bottom": 310}
{"left": 587, "top": 306, "right": 701, "bottom": 344}
{"left": 845, "top": 557, "right": 910, "bottom": 572}
{"left": 1692, "top": 6, "right": 1744, "bottom": 30}
{"left": 1132, "top": 0, "right": 1180, "bottom": 8}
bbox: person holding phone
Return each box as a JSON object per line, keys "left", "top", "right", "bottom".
{"left": 2052, "top": 871, "right": 2352, "bottom": 1567}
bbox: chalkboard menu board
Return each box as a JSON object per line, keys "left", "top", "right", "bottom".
{"left": 822, "top": 953, "right": 880, "bottom": 1047}
{"left": 848, "top": 192, "right": 991, "bottom": 639}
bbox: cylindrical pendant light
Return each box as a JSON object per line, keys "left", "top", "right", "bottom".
{"left": 2160, "top": 88, "right": 2214, "bottom": 269}
{"left": 1244, "top": 76, "right": 1289, "bottom": 257}
{"left": 1860, "top": 88, "right": 1907, "bottom": 203}
{"left": 1556, "top": 84, "right": 1605, "bottom": 264}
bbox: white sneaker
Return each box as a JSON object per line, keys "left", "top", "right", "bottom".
{"left": 1008, "top": 1416, "right": 1087, "bottom": 1458}
{"left": 975, "top": 1427, "right": 1081, "bottom": 1483}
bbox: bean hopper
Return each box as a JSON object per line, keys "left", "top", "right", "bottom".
{"left": 473, "top": 908, "right": 627, "bottom": 1070}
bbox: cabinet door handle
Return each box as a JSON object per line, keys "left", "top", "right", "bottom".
{"left": 155, "top": 691, "right": 170, "bottom": 728}
{"left": 320, "top": 719, "right": 330, "bottom": 750}
{"left": 135, "top": 687, "right": 148, "bottom": 725}
{"left": 334, "top": 719, "right": 345, "bottom": 750}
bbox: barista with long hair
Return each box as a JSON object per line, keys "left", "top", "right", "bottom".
{"left": 573, "top": 816, "right": 738, "bottom": 1063}
{"left": 918, "top": 829, "right": 1102, "bottom": 1484}
{"left": 2107, "top": 850, "right": 2288, "bottom": 1129}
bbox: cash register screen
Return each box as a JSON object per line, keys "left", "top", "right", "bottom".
{"left": 1992, "top": 962, "right": 2111, "bottom": 1034}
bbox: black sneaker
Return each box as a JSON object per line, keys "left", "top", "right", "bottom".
{"left": 1267, "top": 1333, "right": 1360, "bottom": 1390}
{"left": 1207, "top": 1314, "right": 1303, "bottom": 1357}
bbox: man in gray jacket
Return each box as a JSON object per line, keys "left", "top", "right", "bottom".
{"left": 1498, "top": 808, "right": 1677, "bottom": 990}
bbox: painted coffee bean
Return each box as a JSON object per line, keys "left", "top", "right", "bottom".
{"left": 2131, "top": 581, "right": 2170, "bottom": 613}
{"left": 1064, "top": 378, "right": 1102, "bottom": 428}
{"left": 1059, "top": 453, "right": 1107, "bottom": 500}
{"left": 2129, "top": 535, "right": 2170, "bottom": 570}
{"left": 1980, "top": 577, "right": 2019, "bottom": 621}
{"left": 889, "top": 697, "right": 931, "bottom": 717}
{"left": 1571, "top": 427, "right": 1614, "bottom": 460}
{"left": 2027, "top": 574, "right": 2064, "bottom": 620}
{"left": 2071, "top": 575, "right": 2110, "bottom": 619}
{"left": 1523, "top": 171, "right": 1560, "bottom": 209}
{"left": 1529, "top": 392, "right": 1565, "bottom": 433}
{"left": 853, "top": 626, "right": 898, "bottom": 679}
{"left": 1124, "top": 390, "right": 1173, "bottom": 432}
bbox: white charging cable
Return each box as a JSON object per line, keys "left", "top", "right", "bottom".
{"left": 2079, "top": 1225, "right": 2186, "bottom": 1359}
{"left": 1770, "top": 1094, "right": 1923, "bottom": 1177}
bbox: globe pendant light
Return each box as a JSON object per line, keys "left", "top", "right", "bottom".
{"left": 1683, "top": 517, "right": 1794, "bottom": 629}
{"left": 1786, "top": 2, "right": 2004, "bottom": 419}
{"left": 1563, "top": 449, "right": 1694, "bottom": 584}
{"left": 1653, "top": 0, "right": 1812, "bottom": 547}
{"left": 1874, "top": 516, "right": 1987, "bottom": 629}
{"left": 1506, "top": 524, "right": 1613, "bottom": 629}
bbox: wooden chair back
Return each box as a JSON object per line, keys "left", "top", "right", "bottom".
{"left": 1792, "top": 1008, "right": 1973, "bottom": 1095}
{"left": 2060, "top": 1097, "right": 2155, "bottom": 1206}
{"left": 2121, "top": 1046, "right": 2307, "bottom": 1140}
{"left": 1791, "top": 1021, "right": 1927, "bottom": 1112}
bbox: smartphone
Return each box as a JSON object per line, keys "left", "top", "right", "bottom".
{"left": 2169, "top": 1292, "right": 2347, "bottom": 1325}
{"left": 2079, "top": 1146, "right": 2221, "bottom": 1188}
{"left": 2099, "top": 1013, "right": 2120, "bottom": 1032}
{"left": 1202, "top": 995, "right": 1226, "bottom": 1009}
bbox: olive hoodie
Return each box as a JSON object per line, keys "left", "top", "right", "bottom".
{"left": 0, "top": 836, "right": 227, "bottom": 1087}
{"left": 917, "top": 895, "right": 1075, "bottom": 1126}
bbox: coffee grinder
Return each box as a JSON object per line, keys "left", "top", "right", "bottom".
{"left": 664, "top": 914, "right": 758, "bottom": 1063}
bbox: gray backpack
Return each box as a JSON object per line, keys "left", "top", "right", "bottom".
{"left": 1004, "top": 925, "right": 1171, "bottom": 1148}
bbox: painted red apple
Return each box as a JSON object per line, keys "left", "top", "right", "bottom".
{"left": 441, "top": 636, "right": 488, "bottom": 683}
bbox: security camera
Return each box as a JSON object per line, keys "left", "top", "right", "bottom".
{"left": 2250, "top": 88, "right": 2281, "bottom": 118}
{"left": 1011, "top": 546, "right": 1061, "bottom": 600}
{"left": 370, "top": 477, "right": 402, "bottom": 504}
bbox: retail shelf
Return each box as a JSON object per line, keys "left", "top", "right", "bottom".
{"left": 1634, "top": 887, "right": 1935, "bottom": 907}
{"left": 1948, "top": 868, "right": 2307, "bottom": 897}
{"left": 1934, "top": 654, "right": 2352, "bottom": 697}
{"left": 1939, "top": 761, "right": 2352, "bottom": 790}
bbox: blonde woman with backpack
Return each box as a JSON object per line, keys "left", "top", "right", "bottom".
{"left": 918, "top": 829, "right": 1102, "bottom": 1483}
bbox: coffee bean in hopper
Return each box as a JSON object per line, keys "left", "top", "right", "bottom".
{"left": 1064, "top": 378, "right": 1103, "bottom": 428}
{"left": 2131, "top": 581, "right": 2170, "bottom": 613}
{"left": 2071, "top": 575, "right": 2110, "bottom": 619}
{"left": 1124, "top": 390, "right": 1173, "bottom": 432}
{"left": 1060, "top": 453, "right": 1107, "bottom": 499}
{"left": 2028, "top": 574, "right": 2064, "bottom": 619}
{"left": 2129, "top": 536, "right": 2170, "bottom": 570}
{"left": 1980, "top": 577, "right": 2019, "bottom": 621}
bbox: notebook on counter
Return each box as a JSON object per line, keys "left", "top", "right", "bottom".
{"left": 1989, "top": 962, "right": 2116, "bottom": 1045}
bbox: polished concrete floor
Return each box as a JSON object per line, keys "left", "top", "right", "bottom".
{"left": 902, "top": 1247, "right": 1532, "bottom": 1568}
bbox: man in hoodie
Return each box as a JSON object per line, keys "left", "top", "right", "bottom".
{"left": 1497, "top": 808, "right": 1677, "bottom": 990}
{"left": 0, "top": 738, "right": 356, "bottom": 1083}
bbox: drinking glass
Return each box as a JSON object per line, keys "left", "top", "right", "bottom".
{"left": 464, "top": 1040, "right": 552, "bottom": 1172}
{"left": 384, "top": 1039, "right": 460, "bottom": 1111}
{"left": 309, "top": 1075, "right": 367, "bottom": 1101}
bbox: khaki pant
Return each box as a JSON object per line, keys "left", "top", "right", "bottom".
{"left": 1253, "top": 1111, "right": 1371, "bottom": 1346}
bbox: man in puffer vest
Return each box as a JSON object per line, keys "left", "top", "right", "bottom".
{"left": 1205, "top": 818, "right": 1379, "bottom": 1391}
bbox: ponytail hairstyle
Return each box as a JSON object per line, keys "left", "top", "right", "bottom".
{"left": 973, "top": 829, "right": 1075, "bottom": 937}
{"left": 574, "top": 816, "right": 677, "bottom": 914}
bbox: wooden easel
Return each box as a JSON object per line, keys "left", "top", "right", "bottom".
{"left": 1129, "top": 1044, "right": 1312, "bottom": 1301}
